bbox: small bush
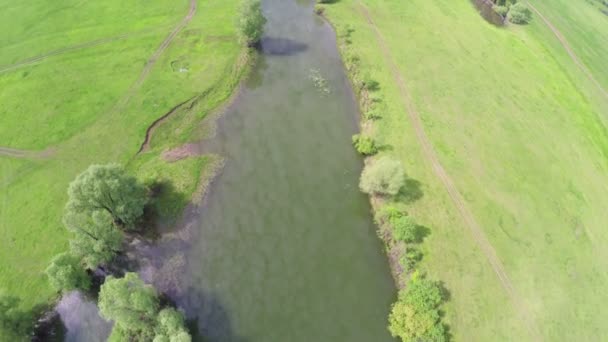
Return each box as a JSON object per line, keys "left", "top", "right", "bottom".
{"left": 46, "top": 253, "right": 91, "bottom": 292}
{"left": 352, "top": 134, "right": 378, "bottom": 155}
{"left": 391, "top": 215, "right": 418, "bottom": 243}
{"left": 493, "top": 5, "right": 509, "bottom": 17}
{"left": 363, "top": 108, "right": 382, "bottom": 120}
{"left": 237, "top": 0, "right": 267, "bottom": 46}
{"left": 374, "top": 204, "right": 404, "bottom": 224}
{"left": 360, "top": 157, "right": 405, "bottom": 196}
{"left": 399, "top": 248, "right": 423, "bottom": 273}
{"left": 508, "top": 3, "right": 532, "bottom": 24}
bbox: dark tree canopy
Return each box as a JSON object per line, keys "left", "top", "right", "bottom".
{"left": 45, "top": 253, "right": 90, "bottom": 292}
{"left": 66, "top": 163, "right": 147, "bottom": 230}
{"left": 0, "top": 293, "right": 31, "bottom": 341}
{"left": 64, "top": 211, "right": 124, "bottom": 269}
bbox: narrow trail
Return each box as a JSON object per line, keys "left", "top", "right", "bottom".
{"left": 0, "top": 0, "right": 197, "bottom": 159}
{"left": 137, "top": 96, "right": 195, "bottom": 153}
{"left": 0, "top": 31, "right": 144, "bottom": 75}
{"left": 115, "top": 0, "right": 197, "bottom": 109}
{"left": 356, "top": 3, "right": 541, "bottom": 340}
{"left": 0, "top": 147, "right": 54, "bottom": 159}
{"left": 526, "top": 1, "right": 608, "bottom": 101}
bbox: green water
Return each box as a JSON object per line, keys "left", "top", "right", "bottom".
{"left": 175, "top": 0, "right": 397, "bottom": 340}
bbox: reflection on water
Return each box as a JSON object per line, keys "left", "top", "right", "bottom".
{"left": 56, "top": 291, "right": 111, "bottom": 342}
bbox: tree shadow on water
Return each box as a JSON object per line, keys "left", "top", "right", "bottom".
{"left": 178, "top": 288, "right": 249, "bottom": 342}
{"left": 260, "top": 37, "right": 308, "bottom": 56}
{"left": 396, "top": 178, "right": 423, "bottom": 203}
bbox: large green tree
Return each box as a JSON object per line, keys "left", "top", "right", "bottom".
{"left": 237, "top": 0, "right": 266, "bottom": 46}
{"left": 45, "top": 253, "right": 90, "bottom": 292}
{"left": 99, "top": 273, "right": 160, "bottom": 341}
{"left": 66, "top": 163, "right": 147, "bottom": 230}
{"left": 64, "top": 211, "right": 124, "bottom": 269}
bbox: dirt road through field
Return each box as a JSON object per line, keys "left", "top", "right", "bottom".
{"left": 356, "top": 3, "right": 541, "bottom": 339}
{"left": 526, "top": 1, "right": 608, "bottom": 100}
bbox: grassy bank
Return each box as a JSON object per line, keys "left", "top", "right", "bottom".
{"left": 0, "top": 0, "right": 249, "bottom": 327}
{"left": 321, "top": 0, "right": 608, "bottom": 340}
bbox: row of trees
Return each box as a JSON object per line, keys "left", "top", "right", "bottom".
{"left": 46, "top": 164, "right": 146, "bottom": 292}
{"left": 338, "top": 23, "right": 449, "bottom": 339}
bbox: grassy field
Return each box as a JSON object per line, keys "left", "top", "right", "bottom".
{"left": 0, "top": 0, "right": 247, "bottom": 326}
{"left": 322, "top": 0, "right": 608, "bottom": 340}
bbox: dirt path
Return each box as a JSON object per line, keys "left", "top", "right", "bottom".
{"left": 526, "top": 1, "right": 608, "bottom": 100}
{"left": 0, "top": 31, "right": 147, "bottom": 74}
{"left": 121, "top": 0, "right": 197, "bottom": 104}
{"left": 0, "top": 147, "right": 54, "bottom": 159}
{"left": 356, "top": 3, "right": 541, "bottom": 339}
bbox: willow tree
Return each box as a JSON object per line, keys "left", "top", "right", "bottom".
{"left": 66, "top": 163, "right": 147, "bottom": 230}
{"left": 45, "top": 253, "right": 90, "bottom": 292}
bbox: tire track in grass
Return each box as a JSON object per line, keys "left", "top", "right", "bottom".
{"left": 526, "top": 1, "right": 608, "bottom": 100}
{"left": 356, "top": 3, "right": 542, "bottom": 339}
{"left": 0, "top": 0, "right": 197, "bottom": 159}
{"left": 0, "top": 30, "right": 149, "bottom": 74}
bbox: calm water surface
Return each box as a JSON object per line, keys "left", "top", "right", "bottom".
{"left": 59, "top": 0, "right": 396, "bottom": 340}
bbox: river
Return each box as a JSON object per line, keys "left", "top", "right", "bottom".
{"left": 57, "top": 0, "right": 396, "bottom": 340}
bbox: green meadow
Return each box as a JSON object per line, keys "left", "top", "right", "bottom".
{"left": 0, "top": 0, "right": 246, "bottom": 323}
{"left": 323, "top": 0, "right": 608, "bottom": 340}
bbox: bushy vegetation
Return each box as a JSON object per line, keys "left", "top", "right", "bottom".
{"left": 0, "top": 294, "right": 31, "bottom": 341}
{"left": 508, "top": 3, "right": 532, "bottom": 24}
{"left": 388, "top": 274, "right": 446, "bottom": 342}
{"left": 360, "top": 157, "right": 405, "bottom": 196}
{"left": 45, "top": 253, "right": 90, "bottom": 293}
{"left": 391, "top": 215, "right": 418, "bottom": 243}
{"left": 99, "top": 273, "right": 191, "bottom": 342}
{"left": 493, "top": 5, "right": 509, "bottom": 17}
{"left": 237, "top": 0, "right": 267, "bottom": 46}
{"left": 352, "top": 134, "right": 378, "bottom": 155}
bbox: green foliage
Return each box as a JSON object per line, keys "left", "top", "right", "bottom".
{"left": 493, "top": 5, "right": 509, "bottom": 17}
{"left": 360, "top": 157, "right": 405, "bottom": 196}
{"left": 153, "top": 308, "right": 192, "bottom": 342}
{"left": 64, "top": 211, "right": 124, "bottom": 269}
{"left": 0, "top": 293, "right": 31, "bottom": 341}
{"left": 100, "top": 273, "right": 192, "bottom": 342}
{"left": 66, "top": 163, "right": 147, "bottom": 230}
{"left": 388, "top": 275, "right": 446, "bottom": 342}
{"left": 45, "top": 253, "right": 90, "bottom": 292}
{"left": 508, "top": 3, "right": 532, "bottom": 24}
{"left": 352, "top": 134, "right": 378, "bottom": 155}
{"left": 374, "top": 204, "right": 404, "bottom": 224}
{"left": 237, "top": 0, "right": 267, "bottom": 46}
{"left": 391, "top": 215, "right": 418, "bottom": 243}
{"left": 99, "top": 273, "right": 160, "bottom": 341}
{"left": 399, "top": 248, "right": 423, "bottom": 273}
{"left": 363, "top": 108, "right": 382, "bottom": 120}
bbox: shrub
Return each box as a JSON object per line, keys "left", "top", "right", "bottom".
{"left": 374, "top": 204, "right": 403, "bottom": 224}
{"left": 508, "top": 3, "right": 532, "bottom": 24}
{"left": 0, "top": 293, "right": 32, "bottom": 340}
{"left": 391, "top": 215, "right": 418, "bottom": 243}
{"left": 237, "top": 0, "right": 267, "bottom": 46}
{"left": 399, "top": 248, "right": 423, "bottom": 273}
{"left": 493, "top": 5, "right": 509, "bottom": 17}
{"left": 363, "top": 108, "right": 382, "bottom": 120}
{"left": 352, "top": 134, "right": 378, "bottom": 155}
{"left": 360, "top": 157, "right": 405, "bottom": 196}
